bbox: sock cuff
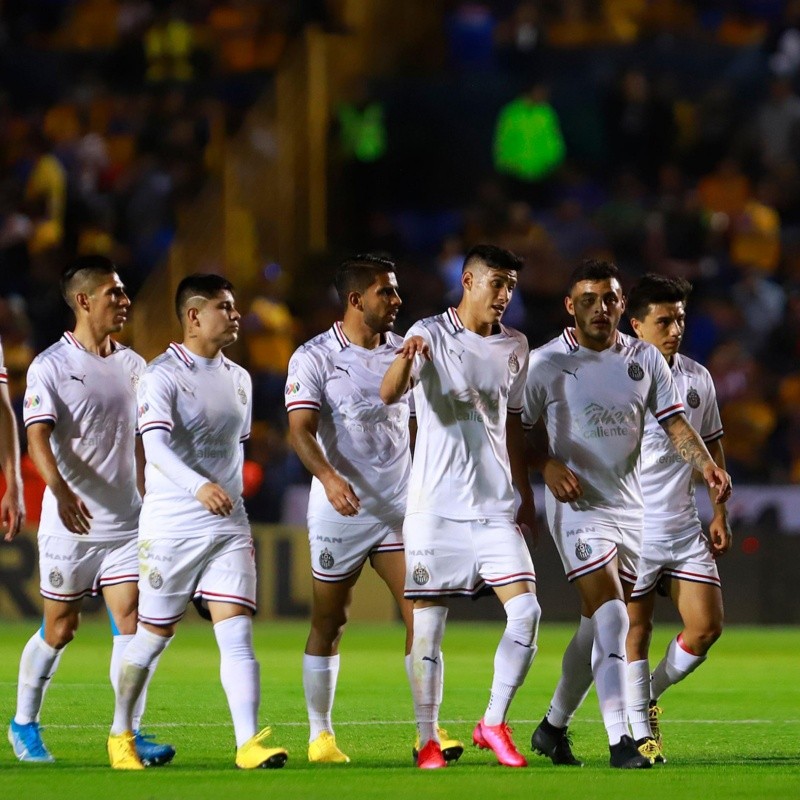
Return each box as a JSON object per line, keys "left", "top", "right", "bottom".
{"left": 35, "top": 632, "right": 62, "bottom": 658}
{"left": 676, "top": 632, "right": 700, "bottom": 656}
{"left": 303, "top": 653, "right": 340, "bottom": 670}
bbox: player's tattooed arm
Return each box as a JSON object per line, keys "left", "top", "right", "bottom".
{"left": 380, "top": 335, "right": 430, "bottom": 404}
{"left": 662, "top": 413, "right": 732, "bottom": 503}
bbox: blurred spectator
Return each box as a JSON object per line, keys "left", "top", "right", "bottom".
{"left": 494, "top": 1, "right": 543, "bottom": 77}
{"left": 731, "top": 269, "right": 786, "bottom": 352}
{"left": 445, "top": 2, "right": 496, "bottom": 69}
{"left": 757, "top": 75, "right": 800, "bottom": 171}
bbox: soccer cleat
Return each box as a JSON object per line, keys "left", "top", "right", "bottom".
{"left": 235, "top": 726, "right": 288, "bottom": 769}
{"left": 134, "top": 730, "right": 176, "bottom": 767}
{"left": 308, "top": 731, "right": 350, "bottom": 764}
{"left": 416, "top": 739, "right": 446, "bottom": 769}
{"left": 8, "top": 719, "right": 55, "bottom": 763}
{"left": 413, "top": 727, "right": 464, "bottom": 764}
{"left": 635, "top": 736, "right": 665, "bottom": 764}
{"left": 530, "top": 716, "right": 583, "bottom": 766}
{"left": 649, "top": 700, "right": 664, "bottom": 749}
{"left": 108, "top": 731, "right": 145, "bottom": 770}
{"left": 472, "top": 718, "right": 527, "bottom": 767}
{"left": 609, "top": 734, "right": 652, "bottom": 769}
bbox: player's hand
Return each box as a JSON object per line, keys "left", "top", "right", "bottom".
{"left": 53, "top": 484, "right": 92, "bottom": 534}
{"left": 516, "top": 496, "right": 539, "bottom": 551}
{"left": 196, "top": 482, "right": 234, "bottom": 516}
{"left": 1, "top": 488, "right": 25, "bottom": 542}
{"left": 543, "top": 458, "right": 582, "bottom": 503}
{"left": 702, "top": 463, "right": 732, "bottom": 504}
{"left": 395, "top": 336, "right": 431, "bottom": 361}
{"left": 708, "top": 513, "right": 732, "bottom": 558}
{"left": 322, "top": 472, "right": 361, "bottom": 517}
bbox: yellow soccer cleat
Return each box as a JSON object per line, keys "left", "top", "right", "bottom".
{"left": 635, "top": 736, "right": 665, "bottom": 765}
{"left": 108, "top": 731, "right": 145, "bottom": 770}
{"left": 308, "top": 731, "right": 350, "bottom": 764}
{"left": 413, "top": 727, "right": 464, "bottom": 764}
{"left": 648, "top": 701, "right": 665, "bottom": 755}
{"left": 235, "top": 726, "right": 288, "bottom": 770}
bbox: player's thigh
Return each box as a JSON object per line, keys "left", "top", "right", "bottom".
{"left": 371, "top": 548, "right": 413, "bottom": 630}
{"left": 103, "top": 582, "right": 139, "bottom": 634}
{"left": 42, "top": 596, "right": 83, "bottom": 645}
{"left": 99, "top": 537, "right": 140, "bottom": 633}
{"left": 572, "top": 561, "right": 625, "bottom": 617}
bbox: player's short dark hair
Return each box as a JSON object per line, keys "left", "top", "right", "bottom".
{"left": 175, "top": 273, "right": 235, "bottom": 320}
{"left": 567, "top": 258, "right": 620, "bottom": 293}
{"left": 334, "top": 254, "right": 396, "bottom": 305}
{"left": 627, "top": 273, "right": 693, "bottom": 321}
{"left": 60, "top": 255, "right": 118, "bottom": 305}
{"left": 462, "top": 244, "right": 524, "bottom": 274}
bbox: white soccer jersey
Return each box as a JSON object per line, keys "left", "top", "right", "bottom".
{"left": 524, "top": 329, "right": 683, "bottom": 528}
{"left": 405, "top": 308, "right": 529, "bottom": 519}
{"left": 137, "top": 342, "right": 252, "bottom": 537}
{"left": 640, "top": 352, "right": 723, "bottom": 535}
{"left": 22, "top": 332, "right": 145, "bottom": 540}
{"left": 285, "top": 322, "right": 411, "bottom": 524}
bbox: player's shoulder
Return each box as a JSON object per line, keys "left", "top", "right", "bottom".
{"left": 384, "top": 330, "right": 404, "bottom": 349}
{"left": 30, "top": 340, "right": 69, "bottom": 373}
{"left": 297, "top": 328, "right": 335, "bottom": 355}
{"left": 673, "top": 352, "right": 712, "bottom": 383}
{"left": 144, "top": 350, "right": 178, "bottom": 377}
{"left": 290, "top": 329, "right": 335, "bottom": 374}
{"left": 618, "top": 332, "right": 662, "bottom": 365}
{"left": 113, "top": 342, "right": 147, "bottom": 370}
{"left": 530, "top": 332, "right": 569, "bottom": 362}
{"left": 498, "top": 323, "right": 529, "bottom": 350}
{"left": 221, "top": 353, "right": 250, "bottom": 381}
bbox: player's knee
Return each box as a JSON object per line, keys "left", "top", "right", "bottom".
{"left": 312, "top": 605, "right": 349, "bottom": 643}
{"left": 504, "top": 592, "right": 541, "bottom": 643}
{"left": 48, "top": 616, "right": 79, "bottom": 648}
{"left": 691, "top": 622, "right": 722, "bottom": 653}
{"left": 626, "top": 615, "right": 653, "bottom": 651}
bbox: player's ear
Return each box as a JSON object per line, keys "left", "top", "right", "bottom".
{"left": 348, "top": 290, "right": 363, "bottom": 311}
{"left": 564, "top": 294, "right": 574, "bottom": 315}
{"left": 462, "top": 270, "right": 473, "bottom": 291}
{"left": 75, "top": 292, "right": 91, "bottom": 313}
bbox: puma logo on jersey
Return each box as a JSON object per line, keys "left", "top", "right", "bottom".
{"left": 448, "top": 348, "right": 464, "bottom": 363}
{"left": 561, "top": 367, "right": 579, "bottom": 380}
{"left": 69, "top": 374, "right": 86, "bottom": 385}
{"left": 335, "top": 365, "right": 351, "bottom": 377}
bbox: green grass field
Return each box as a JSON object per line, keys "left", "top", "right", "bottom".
{"left": 0, "top": 620, "right": 798, "bottom": 799}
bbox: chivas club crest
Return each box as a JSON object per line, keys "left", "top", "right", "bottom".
{"left": 627, "top": 361, "right": 644, "bottom": 381}
{"left": 48, "top": 567, "right": 64, "bottom": 588}
{"left": 130, "top": 372, "right": 140, "bottom": 392}
{"left": 575, "top": 539, "right": 593, "bottom": 562}
{"left": 149, "top": 568, "right": 163, "bottom": 590}
{"left": 508, "top": 351, "right": 520, "bottom": 375}
{"left": 687, "top": 386, "right": 700, "bottom": 409}
{"left": 319, "top": 548, "right": 335, "bottom": 570}
{"left": 412, "top": 563, "right": 430, "bottom": 585}
{"left": 237, "top": 385, "right": 248, "bottom": 405}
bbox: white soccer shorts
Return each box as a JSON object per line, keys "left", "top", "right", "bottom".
{"left": 403, "top": 513, "right": 536, "bottom": 599}
{"left": 38, "top": 533, "right": 138, "bottom": 602}
{"left": 307, "top": 515, "right": 404, "bottom": 583}
{"left": 137, "top": 532, "right": 257, "bottom": 626}
{"left": 551, "top": 520, "right": 643, "bottom": 584}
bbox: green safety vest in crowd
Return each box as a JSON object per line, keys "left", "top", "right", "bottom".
{"left": 493, "top": 98, "right": 566, "bottom": 181}
{"left": 337, "top": 102, "right": 387, "bottom": 163}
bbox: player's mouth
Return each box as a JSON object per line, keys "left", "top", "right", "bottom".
{"left": 491, "top": 303, "right": 506, "bottom": 315}
{"left": 591, "top": 317, "right": 610, "bottom": 327}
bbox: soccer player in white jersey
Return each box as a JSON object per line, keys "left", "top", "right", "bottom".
{"left": 286, "top": 254, "right": 464, "bottom": 765}
{"left": 0, "top": 337, "right": 24, "bottom": 541}
{"left": 625, "top": 274, "right": 731, "bottom": 762}
{"left": 524, "top": 259, "right": 731, "bottom": 769}
{"left": 381, "top": 244, "right": 540, "bottom": 770}
{"left": 8, "top": 256, "right": 173, "bottom": 766}
{"left": 107, "top": 273, "right": 287, "bottom": 771}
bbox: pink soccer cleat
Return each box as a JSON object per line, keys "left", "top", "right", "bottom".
{"left": 416, "top": 739, "right": 446, "bottom": 769}
{"left": 472, "top": 719, "right": 527, "bottom": 767}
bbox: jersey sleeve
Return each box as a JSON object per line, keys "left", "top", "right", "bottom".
{"left": 508, "top": 337, "right": 530, "bottom": 415}
{"left": 0, "top": 340, "right": 6, "bottom": 385}
{"left": 23, "top": 359, "right": 58, "bottom": 427}
{"left": 285, "top": 348, "right": 323, "bottom": 413}
{"left": 404, "top": 322, "right": 431, "bottom": 383}
{"left": 522, "top": 350, "right": 546, "bottom": 428}
{"left": 700, "top": 368, "right": 723, "bottom": 442}
{"left": 240, "top": 369, "right": 253, "bottom": 443}
{"left": 647, "top": 349, "right": 684, "bottom": 424}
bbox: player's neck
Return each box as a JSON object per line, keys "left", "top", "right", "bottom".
{"left": 340, "top": 318, "right": 382, "bottom": 349}
{"left": 182, "top": 338, "right": 223, "bottom": 361}
{"left": 71, "top": 323, "right": 115, "bottom": 356}
{"left": 455, "top": 302, "right": 495, "bottom": 337}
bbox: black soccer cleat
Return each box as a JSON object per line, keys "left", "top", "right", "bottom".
{"left": 530, "top": 717, "right": 583, "bottom": 766}
{"left": 609, "top": 735, "right": 653, "bottom": 769}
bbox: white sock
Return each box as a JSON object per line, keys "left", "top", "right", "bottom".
{"left": 15, "top": 631, "right": 64, "bottom": 725}
{"left": 627, "top": 659, "right": 652, "bottom": 740}
{"left": 303, "top": 653, "right": 339, "bottom": 741}
{"left": 650, "top": 635, "right": 707, "bottom": 700}
{"left": 547, "top": 615, "right": 593, "bottom": 728}
{"left": 214, "top": 616, "right": 260, "bottom": 748}
{"left": 484, "top": 593, "right": 540, "bottom": 726}
{"left": 410, "top": 606, "right": 447, "bottom": 746}
{"left": 591, "top": 599, "right": 630, "bottom": 746}
{"left": 110, "top": 634, "right": 160, "bottom": 732}
{"left": 111, "top": 626, "right": 172, "bottom": 735}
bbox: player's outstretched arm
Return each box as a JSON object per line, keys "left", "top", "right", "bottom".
{"left": 288, "top": 408, "right": 360, "bottom": 516}
{"left": 662, "top": 413, "right": 732, "bottom": 504}
{"left": 27, "top": 422, "right": 92, "bottom": 534}
{"left": 705, "top": 438, "right": 732, "bottom": 557}
{"left": 0, "top": 382, "right": 24, "bottom": 540}
{"left": 380, "top": 336, "right": 430, "bottom": 405}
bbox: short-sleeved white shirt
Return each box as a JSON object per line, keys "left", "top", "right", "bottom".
{"left": 640, "top": 352, "right": 723, "bottom": 536}
{"left": 405, "top": 308, "right": 529, "bottom": 520}
{"left": 137, "top": 342, "right": 252, "bottom": 537}
{"left": 524, "top": 329, "right": 684, "bottom": 529}
{"left": 285, "top": 322, "right": 412, "bottom": 524}
{"left": 23, "top": 332, "right": 145, "bottom": 540}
